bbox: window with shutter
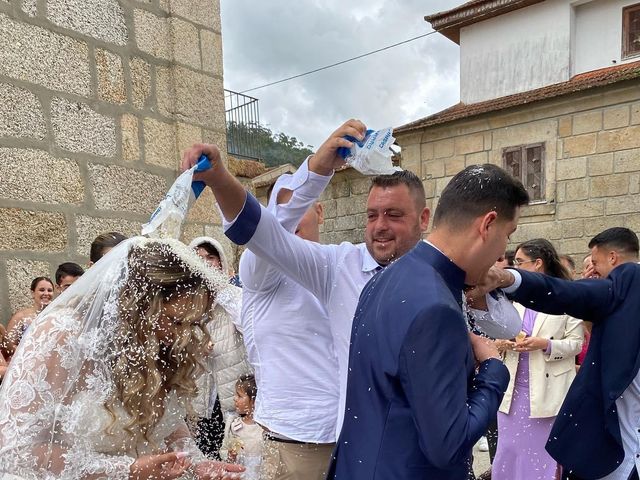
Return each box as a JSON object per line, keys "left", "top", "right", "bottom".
{"left": 502, "top": 143, "right": 545, "bottom": 202}
{"left": 623, "top": 3, "right": 640, "bottom": 60}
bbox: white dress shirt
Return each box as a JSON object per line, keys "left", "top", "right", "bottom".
{"left": 235, "top": 163, "right": 340, "bottom": 443}
{"left": 600, "top": 370, "right": 640, "bottom": 479}
{"left": 225, "top": 162, "right": 379, "bottom": 436}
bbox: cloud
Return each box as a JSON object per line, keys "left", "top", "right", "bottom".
{"left": 220, "top": 0, "right": 462, "bottom": 148}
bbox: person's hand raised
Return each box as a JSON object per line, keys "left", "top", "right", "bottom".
{"left": 309, "top": 119, "right": 367, "bottom": 175}
{"left": 582, "top": 263, "right": 600, "bottom": 279}
{"left": 180, "top": 143, "right": 223, "bottom": 187}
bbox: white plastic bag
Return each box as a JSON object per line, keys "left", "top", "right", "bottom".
{"left": 141, "top": 156, "right": 211, "bottom": 239}
{"left": 339, "top": 127, "right": 401, "bottom": 176}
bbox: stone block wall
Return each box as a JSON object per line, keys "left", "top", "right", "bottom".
{"left": 318, "top": 169, "right": 370, "bottom": 246}
{"left": 0, "top": 0, "right": 228, "bottom": 322}
{"left": 395, "top": 80, "right": 640, "bottom": 271}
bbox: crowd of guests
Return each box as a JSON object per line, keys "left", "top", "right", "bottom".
{"left": 0, "top": 228, "right": 618, "bottom": 479}
{"left": 0, "top": 120, "right": 638, "bottom": 480}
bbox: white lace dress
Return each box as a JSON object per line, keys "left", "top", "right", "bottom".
{"left": 0, "top": 238, "right": 230, "bottom": 480}
{"left": 0, "top": 310, "right": 205, "bottom": 479}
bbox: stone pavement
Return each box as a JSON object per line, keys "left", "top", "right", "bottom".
{"left": 473, "top": 443, "right": 492, "bottom": 477}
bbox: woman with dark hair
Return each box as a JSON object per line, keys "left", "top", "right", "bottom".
{"left": 4, "top": 276, "right": 54, "bottom": 358}
{"left": 492, "top": 238, "right": 584, "bottom": 480}
{"left": 89, "top": 231, "right": 127, "bottom": 265}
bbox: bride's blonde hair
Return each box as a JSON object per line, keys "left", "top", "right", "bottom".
{"left": 106, "top": 242, "right": 215, "bottom": 446}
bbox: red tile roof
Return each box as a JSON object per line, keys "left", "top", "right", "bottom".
{"left": 395, "top": 61, "right": 640, "bottom": 135}
{"left": 426, "top": 0, "right": 544, "bottom": 44}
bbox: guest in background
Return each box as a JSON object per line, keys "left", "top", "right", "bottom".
{"left": 581, "top": 253, "right": 600, "bottom": 279}
{"left": 189, "top": 236, "right": 252, "bottom": 460}
{"left": 54, "top": 262, "right": 85, "bottom": 293}
{"left": 559, "top": 254, "right": 577, "bottom": 279}
{"left": 4, "top": 277, "right": 54, "bottom": 358}
{"left": 221, "top": 375, "right": 263, "bottom": 480}
{"left": 89, "top": 232, "right": 127, "bottom": 266}
{"left": 492, "top": 238, "right": 583, "bottom": 480}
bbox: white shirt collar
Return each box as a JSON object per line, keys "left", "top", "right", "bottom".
{"left": 359, "top": 244, "right": 381, "bottom": 273}
{"left": 424, "top": 239, "right": 445, "bottom": 255}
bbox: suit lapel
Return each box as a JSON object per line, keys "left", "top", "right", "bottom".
{"left": 515, "top": 302, "right": 546, "bottom": 337}
{"left": 532, "top": 312, "right": 547, "bottom": 337}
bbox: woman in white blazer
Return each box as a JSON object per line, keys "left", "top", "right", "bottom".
{"left": 492, "top": 239, "right": 584, "bottom": 480}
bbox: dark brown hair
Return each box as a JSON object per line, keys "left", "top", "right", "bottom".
{"left": 236, "top": 374, "right": 258, "bottom": 401}
{"left": 433, "top": 164, "right": 529, "bottom": 230}
{"left": 369, "top": 170, "right": 426, "bottom": 210}
{"left": 90, "top": 232, "right": 127, "bottom": 263}
{"left": 55, "top": 262, "right": 85, "bottom": 285}
{"left": 588, "top": 227, "right": 639, "bottom": 258}
{"left": 30, "top": 277, "right": 54, "bottom": 291}
{"left": 516, "top": 238, "right": 572, "bottom": 280}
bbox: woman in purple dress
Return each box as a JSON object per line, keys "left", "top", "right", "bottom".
{"left": 492, "top": 239, "right": 584, "bottom": 480}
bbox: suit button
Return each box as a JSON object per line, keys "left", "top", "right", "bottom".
{"left": 546, "top": 373, "right": 549, "bottom": 378}
{"left": 550, "top": 337, "right": 554, "bottom": 339}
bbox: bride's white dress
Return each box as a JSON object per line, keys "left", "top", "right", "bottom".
{"left": 0, "top": 311, "right": 206, "bottom": 480}
{"left": 0, "top": 239, "right": 229, "bottom": 479}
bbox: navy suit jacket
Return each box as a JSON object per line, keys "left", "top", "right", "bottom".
{"left": 509, "top": 263, "right": 640, "bottom": 479}
{"left": 327, "top": 242, "right": 510, "bottom": 479}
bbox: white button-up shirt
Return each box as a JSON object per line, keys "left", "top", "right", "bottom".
{"left": 225, "top": 162, "right": 380, "bottom": 436}
{"left": 600, "top": 371, "right": 640, "bottom": 479}
{"left": 234, "top": 163, "right": 341, "bottom": 443}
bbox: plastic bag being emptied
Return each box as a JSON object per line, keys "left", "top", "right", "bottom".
{"left": 141, "top": 155, "right": 211, "bottom": 239}
{"left": 337, "top": 127, "right": 401, "bottom": 176}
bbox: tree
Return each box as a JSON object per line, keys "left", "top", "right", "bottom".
{"left": 226, "top": 122, "right": 313, "bottom": 167}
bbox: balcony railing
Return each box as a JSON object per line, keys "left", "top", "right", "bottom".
{"left": 225, "top": 89, "right": 262, "bottom": 161}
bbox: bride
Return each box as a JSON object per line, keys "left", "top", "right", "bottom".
{"left": 0, "top": 238, "right": 245, "bottom": 479}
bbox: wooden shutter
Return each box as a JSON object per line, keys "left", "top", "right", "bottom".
{"left": 623, "top": 4, "right": 640, "bottom": 60}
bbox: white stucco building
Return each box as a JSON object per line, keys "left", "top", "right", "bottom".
{"left": 395, "top": 0, "right": 640, "bottom": 265}
{"left": 426, "top": 0, "right": 640, "bottom": 103}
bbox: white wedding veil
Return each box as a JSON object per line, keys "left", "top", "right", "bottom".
{"left": 0, "top": 237, "right": 229, "bottom": 479}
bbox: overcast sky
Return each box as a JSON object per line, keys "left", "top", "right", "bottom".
{"left": 220, "top": 0, "right": 462, "bottom": 148}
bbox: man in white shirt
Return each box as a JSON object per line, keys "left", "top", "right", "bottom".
{"left": 237, "top": 172, "right": 340, "bottom": 480}
{"left": 182, "top": 121, "right": 432, "bottom": 437}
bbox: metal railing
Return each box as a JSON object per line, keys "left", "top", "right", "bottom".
{"left": 225, "top": 89, "right": 262, "bottom": 160}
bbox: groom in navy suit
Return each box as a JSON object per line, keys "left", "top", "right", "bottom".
{"left": 327, "top": 164, "right": 530, "bottom": 479}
